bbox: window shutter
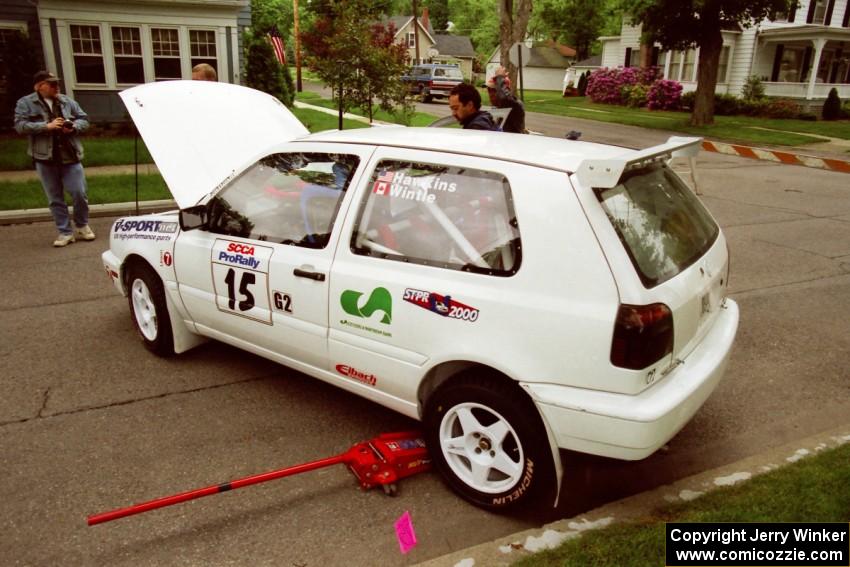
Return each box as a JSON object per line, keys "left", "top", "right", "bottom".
{"left": 651, "top": 46, "right": 660, "bottom": 67}
{"left": 806, "top": 0, "right": 817, "bottom": 22}
{"left": 788, "top": 1, "right": 798, "bottom": 22}
{"left": 771, "top": 44, "right": 785, "bottom": 81}
{"left": 843, "top": 0, "right": 850, "bottom": 25}
{"left": 800, "top": 45, "right": 813, "bottom": 81}
{"left": 824, "top": 0, "right": 835, "bottom": 24}
{"left": 624, "top": 47, "right": 632, "bottom": 67}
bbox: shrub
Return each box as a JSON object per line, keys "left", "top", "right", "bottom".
{"left": 742, "top": 75, "right": 766, "bottom": 101}
{"left": 680, "top": 91, "right": 695, "bottom": 110}
{"left": 798, "top": 112, "right": 818, "bottom": 121}
{"left": 646, "top": 79, "right": 682, "bottom": 110}
{"left": 586, "top": 66, "right": 661, "bottom": 105}
{"left": 822, "top": 88, "right": 841, "bottom": 121}
{"left": 764, "top": 99, "right": 800, "bottom": 119}
{"left": 713, "top": 93, "right": 740, "bottom": 116}
{"left": 621, "top": 84, "right": 648, "bottom": 108}
{"left": 841, "top": 100, "right": 850, "bottom": 119}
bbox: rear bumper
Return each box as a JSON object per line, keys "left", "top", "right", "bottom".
{"left": 522, "top": 299, "right": 739, "bottom": 460}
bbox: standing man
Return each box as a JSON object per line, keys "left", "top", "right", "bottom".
{"left": 15, "top": 71, "right": 94, "bottom": 247}
{"left": 486, "top": 66, "right": 526, "bottom": 134}
{"left": 448, "top": 83, "right": 499, "bottom": 131}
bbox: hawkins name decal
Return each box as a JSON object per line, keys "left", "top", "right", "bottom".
{"left": 403, "top": 288, "right": 479, "bottom": 322}
{"left": 372, "top": 170, "right": 458, "bottom": 203}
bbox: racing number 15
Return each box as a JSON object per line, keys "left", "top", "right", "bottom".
{"left": 224, "top": 268, "right": 255, "bottom": 311}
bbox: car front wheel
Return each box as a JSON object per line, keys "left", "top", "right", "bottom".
{"left": 127, "top": 262, "right": 175, "bottom": 356}
{"left": 423, "top": 374, "right": 555, "bottom": 510}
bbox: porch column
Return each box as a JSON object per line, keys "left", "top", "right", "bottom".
{"left": 806, "top": 38, "right": 827, "bottom": 100}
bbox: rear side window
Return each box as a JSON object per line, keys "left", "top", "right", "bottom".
{"left": 595, "top": 164, "right": 718, "bottom": 287}
{"left": 351, "top": 160, "right": 521, "bottom": 276}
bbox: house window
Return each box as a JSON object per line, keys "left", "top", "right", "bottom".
{"left": 0, "top": 24, "right": 27, "bottom": 96}
{"left": 717, "top": 46, "right": 731, "bottom": 83}
{"left": 670, "top": 50, "right": 683, "bottom": 80}
{"left": 70, "top": 24, "right": 106, "bottom": 84}
{"left": 152, "top": 28, "right": 181, "bottom": 80}
{"left": 407, "top": 32, "right": 416, "bottom": 48}
{"left": 190, "top": 29, "right": 217, "bottom": 71}
{"left": 682, "top": 49, "right": 697, "bottom": 81}
{"left": 779, "top": 46, "right": 807, "bottom": 81}
{"left": 112, "top": 26, "right": 144, "bottom": 84}
{"left": 656, "top": 51, "right": 667, "bottom": 77}
{"left": 812, "top": 0, "right": 828, "bottom": 23}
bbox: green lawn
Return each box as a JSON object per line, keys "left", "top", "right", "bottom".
{"left": 0, "top": 174, "right": 170, "bottom": 210}
{"left": 515, "top": 442, "right": 850, "bottom": 567}
{"left": 520, "top": 91, "right": 850, "bottom": 146}
{"left": 295, "top": 91, "right": 440, "bottom": 127}
{"left": 0, "top": 137, "right": 154, "bottom": 171}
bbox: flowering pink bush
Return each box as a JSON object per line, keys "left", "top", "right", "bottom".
{"left": 646, "top": 79, "right": 683, "bottom": 110}
{"left": 586, "top": 66, "right": 661, "bottom": 105}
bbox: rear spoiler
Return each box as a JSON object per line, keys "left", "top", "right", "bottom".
{"left": 574, "top": 136, "right": 702, "bottom": 189}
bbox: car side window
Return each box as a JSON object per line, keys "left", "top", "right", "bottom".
{"left": 434, "top": 68, "right": 445, "bottom": 77}
{"left": 351, "top": 160, "right": 522, "bottom": 276}
{"left": 206, "top": 153, "right": 359, "bottom": 249}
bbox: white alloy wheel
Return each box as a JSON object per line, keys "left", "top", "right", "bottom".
{"left": 131, "top": 278, "right": 158, "bottom": 341}
{"left": 438, "top": 402, "right": 524, "bottom": 494}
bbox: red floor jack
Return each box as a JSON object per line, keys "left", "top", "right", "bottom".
{"left": 88, "top": 432, "right": 430, "bottom": 526}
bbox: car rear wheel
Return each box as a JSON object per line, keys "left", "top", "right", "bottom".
{"left": 423, "top": 373, "right": 555, "bottom": 510}
{"left": 127, "top": 262, "right": 174, "bottom": 356}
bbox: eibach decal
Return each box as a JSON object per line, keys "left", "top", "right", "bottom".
{"left": 335, "top": 364, "right": 377, "bottom": 387}
{"left": 402, "top": 288, "right": 479, "bottom": 322}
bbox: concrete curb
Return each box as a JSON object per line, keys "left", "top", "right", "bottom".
{"left": 702, "top": 140, "right": 850, "bottom": 173}
{"left": 293, "top": 100, "right": 395, "bottom": 126}
{"left": 414, "top": 423, "right": 850, "bottom": 567}
{"left": 0, "top": 199, "right": 176, "bottom": 226}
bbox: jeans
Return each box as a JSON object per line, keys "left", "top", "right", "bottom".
{"left": 35, "top": 161, "right": 89, "bottom": 235}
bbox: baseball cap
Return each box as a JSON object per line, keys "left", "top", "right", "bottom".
{"left": 33, "top": 71, "right": 60, "bottom": 86}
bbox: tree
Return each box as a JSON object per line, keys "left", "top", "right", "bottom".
{"left": 530, "top": 0, "right": 606, "bottom": 60}
{"left": 301, "top": 0, "right": 412, "bottom": 128}
{"left": 623, "top": 0, "right": 788, "bottom": 126}
{"left": 449, "top": 0, "right": 501, "bottom": 62}
{"left": 426, "top": 0, "right": 451, "bottom": 32}
{"left": 498, "top": 0, "right": 533, "bottom": 92}
{"left": 0, "top": 31, "right": 40, "bottom": 132}
{"left": 243, "top": 30, "right": 294, "bottom": 106}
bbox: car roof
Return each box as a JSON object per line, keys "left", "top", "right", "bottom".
{"left": 303, "top": 127, "right": 631, "bottom": 173}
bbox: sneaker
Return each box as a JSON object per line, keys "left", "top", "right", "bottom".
{"left": 75, "top": 225, "right": 96, "bottom": 241}
{"left": 53, "top": 233, "right": 75, "bottom": 247}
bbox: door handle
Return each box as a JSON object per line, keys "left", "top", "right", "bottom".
{"left": 293, "top": 268, "right": 326, "bottom": 282}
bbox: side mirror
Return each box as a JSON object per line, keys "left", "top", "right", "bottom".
{"left": 179, "top": 205, "right": 208, "bottom": 231}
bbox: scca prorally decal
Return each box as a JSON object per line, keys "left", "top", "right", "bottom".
{"left": 217, "top": 242, "right": 260, "bottom": 270}
{"left": 372, "top": 170, "right": 457, "bottom": 203}
{"left": 335, "top": 364, "right": 377, "bottom": 386}
{"left": 403, "top": 288, "right": 479, "bottom": 322}
{"left": 112, "top": 219, "right": 178, "bottom": 242}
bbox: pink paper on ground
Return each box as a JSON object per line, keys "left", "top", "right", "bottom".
{"left": 394, "top": 510, "right": 417, "bottom": 554}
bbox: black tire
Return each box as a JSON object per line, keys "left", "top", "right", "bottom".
{"left": 423, "top": 93, "right": 433, "bottom": 103}
{"left": 423, "top": 373, "right": 556, "bottom": 510}
{"left": 126, "top": 262, "right": 175, "bottom": 356}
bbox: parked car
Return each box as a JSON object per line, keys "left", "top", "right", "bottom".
{"left": 402, "top": 63, "right": 464, "bottom": 102}
{"left": 103, "top": 81, "right": 739, "bottom": 511}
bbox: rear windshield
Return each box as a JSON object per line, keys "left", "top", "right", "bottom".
{"left": 594, "top": 163, "right": 718, "bottom": 288}
{"left": 434, "top": 67, "right": 463, "bottom": 79}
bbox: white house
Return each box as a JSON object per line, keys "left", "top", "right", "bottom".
{"left": 487, "top": 40, "right": 576, "bottom": 91}
{"left": 600, "top": 0, "right": 850, "bottom": 109}
{"left": 386, "top": 10, "right": 475, "bottom": 79}
{"left": 1, "top": 0, "right": 250, "bottom": 121}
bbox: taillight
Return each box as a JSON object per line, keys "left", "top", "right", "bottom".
{"left": 610, "top": 303, "right": 674, "bottom": 370}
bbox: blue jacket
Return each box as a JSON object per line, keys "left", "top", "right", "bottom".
{"left": 14, "top": 92, "right": 89, "bottom": 162}
{"left": 461, "top": 110, "right": 499, "bottom": 131}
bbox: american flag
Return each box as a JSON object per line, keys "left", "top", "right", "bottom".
{"left": 267, "top": 27, "right": 287, "bottom": 66}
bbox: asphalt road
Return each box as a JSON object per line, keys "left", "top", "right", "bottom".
{"left": 1, "top": 119, "right": 849, "bottom": 566}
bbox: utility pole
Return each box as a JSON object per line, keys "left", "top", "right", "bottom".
{"left": 412, "top": 0, "right": 420, "bottom": 64}
{"left": 294, "top": 0, "right": 302, "bottom": 92}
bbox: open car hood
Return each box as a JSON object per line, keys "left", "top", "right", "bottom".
{"left": 119, "top": 81, "right": 309, "bottom": 209}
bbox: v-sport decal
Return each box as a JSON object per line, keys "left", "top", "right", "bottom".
{"left": 340, "top": 287, "right": 392, "bottom": 324}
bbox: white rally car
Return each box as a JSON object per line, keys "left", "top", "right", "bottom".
{"left": 103, "top": 81, "right": 739, "bottom": 510}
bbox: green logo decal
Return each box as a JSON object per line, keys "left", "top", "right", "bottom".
{"left": 340, "top": 287, "right": 392, "bottom": 324}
